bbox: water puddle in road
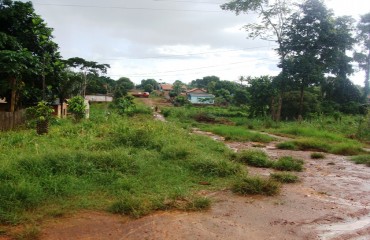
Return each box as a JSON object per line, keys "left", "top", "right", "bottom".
{"left": 318, "top": 214, "right": 370, "bottom": 239}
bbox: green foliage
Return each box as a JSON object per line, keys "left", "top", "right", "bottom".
{"left": 185, "top": 197, "right": 211, "bottom": 211}
{"left": 26, "top": 101, "right": 54, "bottom": 121}
{"left": 113, "top": 77, "right": 134, "bottom": 98}
{"left": 351, "top": 155, "right": 370, "bottom": 166}
{"left": 310, "top": 152, "right": 325, "bottom": 159}
{"left": 201, "top": 125, "right": 275, "bottom": 143}
{"left": 0, "top": 105, "right": 245, "bottom": 226}
{"left": 356, "top": 112, "right": 370, "bottom": 142}
{"left": 112, "top": 96, "right": 135, "bottom": 115}
{"left": 236, "top": 149, "right": 273, "bottom": 168}
{"left": 273, "top": 156, "right": 304, "bottom": 172}
{"left": 173, "top": 95, "right": 190, "bottom": 106}
{"left": 68, "top": 96, "right": 86, "bottom": 120}
{"left": 276, "top": 141, "right": 297, "bottom": 150}
{"left": 143, "top": 83, "right": 154, "bottom": 93}
{"left": 270, "top": 172, "right": 299, "bottom": 183}
{"left": 232, "top": 176, "right": 281, "bottom": 196}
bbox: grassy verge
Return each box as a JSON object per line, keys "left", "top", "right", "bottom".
{"left": 0, "top": 104, "right": 245, "bottom": 228}
{"left": 199, "top": 125, "right": 275, "bottom": 142}
{"left": 351, "top": 155, "right": 370, "bottom": 167}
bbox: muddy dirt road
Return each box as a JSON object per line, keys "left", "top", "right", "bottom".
{"left": 8, "top": 105, "right": 370, "bottom": 240}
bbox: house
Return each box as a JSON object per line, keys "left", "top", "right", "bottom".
{"left": 159, "top": 84, "right": 173, "bottom": 99}
{"left": 85, "top": 94, "right": 113, "bottom": 103}
{"left": 186, "top": 88, "right": 215, "bottom": 105}
{"left": 51, "top": 99, "right": 68, "bottom": 118}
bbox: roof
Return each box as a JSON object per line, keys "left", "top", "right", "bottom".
{"left": 160, "top": 84, "right": 173, "bottom": 91}
{"left": 187, "top": 88, "right": 207, "bottom": 94}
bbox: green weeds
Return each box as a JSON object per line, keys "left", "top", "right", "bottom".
{"left": 232, "top": 176, "right": 281, "bottom": 196}
{"left": 270, "top": 172, "right": 299, "bottom": 183}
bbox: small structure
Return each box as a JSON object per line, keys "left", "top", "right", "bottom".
{"left": 51, "top": 99, "right": 68, "bottom": 118}
{"left": 159, "top": 84, "right": 173, "bottom": 92}
{"left": 85, "top": 94, "right": 113, "bottom": 103}
{"left": 186, "top": 88, "right": 215, "bottom": 105}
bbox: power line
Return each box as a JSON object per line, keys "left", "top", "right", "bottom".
{"left": 32, "top": 3, "right": 223, "bottom": 13}
{"left": 108, "top": 56, "right": 274, "bottom": 77}
{"left": 152, "top": 0, "right": 224, "bottom": 4}
{"left": 93, "top": 45, "right": 277, "bottom": 60}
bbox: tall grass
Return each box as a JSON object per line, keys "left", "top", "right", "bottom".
{"left": 0, "top": 105, "right": 245, "bottom": 227}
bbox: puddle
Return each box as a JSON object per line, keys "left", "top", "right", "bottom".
{"left": 318, "top": 215, "right": 370, "bottom": 239}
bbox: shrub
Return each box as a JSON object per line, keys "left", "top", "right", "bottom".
{"left": 68, "top": 96, "right": 86, "bottom": 121}
{"left": 310, "top": 152, "right": 325, "bottom": 159}
{"left": 188, "top": 158, "right": 241, "bottom": 177}
{"left": 236, "top": 149, "right": 273, "bottom": 168}
{"left": 351, "top": 155, "right": 370, "bottom": 166}
{"left": 270, "top": 172, "right": 299, "bottom": 183}
{"left": 276, "top": 141, "right": 297, "bottom": 150}
{"left": 232, "top": 176, "right": 281, "bottom": 196}
{"left": 273, "top": 156, "right": 304, "bottom": 172}
{"left": 186, "top": 197, "right": 211, "bottom": 211}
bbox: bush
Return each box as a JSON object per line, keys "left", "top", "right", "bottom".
{"left": 232, "top": 176, "right": 281, "bottom": 196}
{"left": 270, "top": 172, "right": 299, "bottom": 183}
{"left": 68, "top": 96, "right": 86, "bottom": 121}
{"left": 273, "top": 156, "right": 304, "bottom": 172}
{"left": 185, "top": 197, "right": 211, "bottom": 211}
{"left": 310, "top": 152, "right": 325, "bottom": 159}
{"left": 351, "top": 155, "right": 370, "bottom": 166}
{"left": 236, "top": 149, "right": 273, "bottom": 168}
{"left": 276, "top": 141, "right": 297, "bottom": 150}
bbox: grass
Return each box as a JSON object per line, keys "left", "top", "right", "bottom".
{"left": 351, "top": 155, "right": 370, "bottom": 166}
{"left": 199, "top": 125, "right": 275, "bottom": 143}
{"left": 232, "top": 176, "right": 281, "bottom": 196}
{"left": 270, "top": 172, "right": 299, "bottom": 183}
{"left": 310, "top": 152, "right": 325, "bottom": 159}
{"left": 272, "top": 156, "right": 304, "bottom": 172}
{"left": 235, "top": 149, "right": 273, "bottom": 168}
{"left": 0, "top": 104, "right": 246, "bottom": 231}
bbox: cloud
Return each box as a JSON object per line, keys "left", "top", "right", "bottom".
{"left": 27, "top": 0, "right": 367, "bottom": 85}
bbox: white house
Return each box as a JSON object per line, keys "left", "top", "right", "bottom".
{"left": 186, "top": 88, "right": 215, "bottom": 105}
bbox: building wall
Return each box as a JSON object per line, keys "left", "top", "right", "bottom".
{"left": 189, "top": 96, "right": 214, "bottom": 104}
{"left": 85, "top": 95, "right": 113, "bottom": 102}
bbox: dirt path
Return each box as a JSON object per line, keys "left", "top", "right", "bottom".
{"left": 10, "top": 107, "right": 369, "bottom": 240}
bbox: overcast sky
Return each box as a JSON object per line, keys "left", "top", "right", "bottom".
{"left": 26, "top": 0, "right": 369, "bottom": 85}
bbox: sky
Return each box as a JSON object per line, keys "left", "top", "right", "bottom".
{"left": 25, "top": 0, "right": 369, "bottom": 85}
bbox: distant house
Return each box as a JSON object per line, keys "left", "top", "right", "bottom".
{"left": 159, "top": 84, "right": 173, "bottom": 92}
{"left": 51, "top": 99, "right": 68, "bottom": 118}
{"left": 186, "top": 88, "right": 215, "bottom": 105}
{"left": 85, "top": 94, "right": 113, "bottom": 103}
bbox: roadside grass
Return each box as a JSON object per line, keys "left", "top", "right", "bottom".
{"left": 235, "top": 149, "right": 273, "bottom": 168}
{"left": 351, "top": 155, "right": 370, "bottom": 167}
{"left": 232, "top": 176, "right": 281, "bottom": 196}
{"left": 0, "top": 104, "right": 247, "bottom": 228}
{"left": 310, "top": 152, "right": 326, "bottom": 159}
{"left": 270, "top": 172, "right": 299, "bottom": 183}
{"left": 272, "top": 156, "right": 304, "bottom": 172}
{"left": 199, "top": 125, "right": 275, "bottom": 143}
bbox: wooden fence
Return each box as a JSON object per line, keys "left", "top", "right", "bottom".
{"left": 0, "top": 109, "right": 26, "bottom": 131}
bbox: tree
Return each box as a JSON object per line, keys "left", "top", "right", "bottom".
{"left": 68, "top": 96, "right": 86, "bottom": 121}
{"left": 190, "top": 76, "right": 220, "bottom": 89}
{"left": 354, "top": 12, "right": 370, "bottom": 101}
{"left": 114, "top": 77, "right": 134, "bottom": 98}
{"left": 172, "top": 80, "right": 185, "bottom": 95}
{"left": 139, "top": 79, "right": 158, "bottom": 90}
{"left": 144, "top": 83, "right": 154, "bottom": 93}
{"left": 65, "top": 57, "right": 110, "bottom": 97}
{"left": 221, "top": 0, "right": 293, "bottom": 121}
{"left": 0, "top": 0, "right": 60, "bottom": 111}
{"left": 246, "top": 76, "right": 277, "bottom": 117}
{"left": 281, "top": 0, "right": 356, "bottom": 117}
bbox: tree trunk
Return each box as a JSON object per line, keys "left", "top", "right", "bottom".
{"left": 275, "top": 93, "right": 282, "bottom": 122}
{"left": 299, "top": 84, "right": 304, "bottom": 119}
{"left": 364, "top": 49, "right": 370, "bottom": 101}
{"left": 10, "top": 78, "right": 16, "bottom": 112}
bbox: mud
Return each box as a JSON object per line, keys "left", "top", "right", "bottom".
{"left": 10, "top": 113, "right": 370, "bottom": 240}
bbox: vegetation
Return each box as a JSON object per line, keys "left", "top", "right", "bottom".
{"left": 270, "top": 172, "right": 299, "bottom": 183}
{"left": 235, "top": 149, "right": 273, "bottom": 168}
{"left": 67, "top": 96, "right": 86, "bottom": 121}
{"left": 351, "top": 155, "right": 370, "bottom": 167}
{"left": 0, "top": 104, "right": 247, "bottom": 228}
{"left": 272, "top": 156, "right": 304, "bottom": 172}
{"left": 310, "top": 152, "right": 326, "bottom": 159}
{"left": 232, "top": 176, "right": 281, "bottom": 196}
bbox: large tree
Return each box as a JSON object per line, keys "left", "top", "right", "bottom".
{"left": 221, "top": 0, "right": 293, "bottom": 121}
{"left": 354, "top": 12, "right": 370, "bottom": 101}
{"left": 0, "top": 0, "right": 59, "bottom": 111}
{"left": 281, "top": 0, "right": 357, "bottom": 117}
